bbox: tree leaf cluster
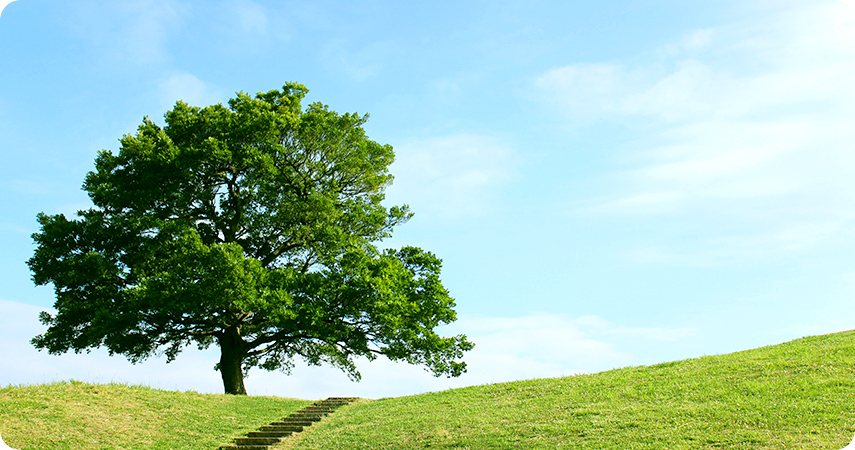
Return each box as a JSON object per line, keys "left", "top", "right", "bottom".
{"left": 29, "top": 83, "right": 472, "bottom": 393}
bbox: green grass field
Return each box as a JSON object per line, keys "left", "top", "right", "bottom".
{"left": 286, "top": 331, "right": 855, "bottom": 449}
{"left": 3, "top": 331, "right": 855, "bottom": 449}
{"left": 0, "top": 381, "right": 310, "bottom": 449}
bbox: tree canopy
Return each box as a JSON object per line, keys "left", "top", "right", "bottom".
{"left": 28, "top": 83, "right": 473, "bottom": 395}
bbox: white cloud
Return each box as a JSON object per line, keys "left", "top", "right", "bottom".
{"left": 211, "top": 0, "right": 291, "bottom": 53}
{"left": 157, "top": 72, "right": 221, "bottom": 111}
{"left": 0, "top": 299, "right": 226, "bottom": 392}
{"left": 385, "top": 134, "right": 516, "bottom": 219}
{"left": 681, "top": 28, "right": 714, "bottom": 53}
{"left": 321, "top": 39, "right": 402, "bottom": 83}
{"left": 627, "top": 220, "right": 846, "bottom": 267}
{"left": 290, "top": 313, "right": 694, "bottom": 398}
{"left": 581, "top": 191, "right": 689, "bottom": 215}
{"left": 0, "top": 299, "right": 694, "bottom": 399}
{"left": 535, "top": 63, "right": 639, "bottom": 124}
{"left": 0, "top": 0, "right": 17, "bottom": 20}
{"left": 63, "top": 0, "right": 186, "bottom": 66}
{"left": 539, "top": 0, "right": 855, "bottom": 262}
{"left": 228, "top": 0, "right": 268, "bottom": 35}
{"left": 117, "top": 1, "right": 183, "bottom": 64}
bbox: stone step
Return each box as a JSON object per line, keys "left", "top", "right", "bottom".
{"left": 287, "top": 413, "right": 326, "bottom": 420}
{"left": 234, "top": 437, "right": 285, "bottom": 446}
{"left": 313, "top": 399, "right": 355, "bottom": 406}
{"left": 265, "top": 419, "right": 315, "bottom": 427}
{"left": 220, "top": 444, "right": 270, "bottom": 450}
{"left": 292, "top": 409, "right": 334, "bottom": 416}
{"left": 279, "top": 413, "right": 322, "bottom": 422}
{"left": 279, "top": 417, "right": 321, "bottom": 425}
{"left": 246, "top": 430, "right": 294, "bottom": 438}
{"left": 261, "top": 424, "right": 304, "bottom": 432}
{"left": 311, "top": 402, "right": 350, "bottom": 408}
{"left": 217, "top": 397, "right": 357, "bottom": 449}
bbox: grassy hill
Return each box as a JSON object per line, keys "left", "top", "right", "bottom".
{"left": 3, "top": 331, "right": 855, "bottom": 449}
{"left": 285, "top": 331, "right": 855, "bottom": 449}
{"left": 0, "top": 381, "right": 310, "bottom": 449}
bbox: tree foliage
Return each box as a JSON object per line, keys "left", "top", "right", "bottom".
{"left": 28, "top": 83, "right": 473, "bottom": 394}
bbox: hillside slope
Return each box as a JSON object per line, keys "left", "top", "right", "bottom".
{"left": 286, "top": 331, "right": 855, "bottom": 449}
{"left": 0, "top": 381, "right": 309, "bottom": 450}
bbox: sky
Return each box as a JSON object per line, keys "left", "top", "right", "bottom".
{"left": 1, "top": 0, "right": 855, "bottom": 399}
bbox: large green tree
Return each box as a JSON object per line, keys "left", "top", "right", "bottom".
{"left": 28, "top": 83, "right": 473, "bottom": 395}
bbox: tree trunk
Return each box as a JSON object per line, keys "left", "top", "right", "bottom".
{"left": 217, "top": 327, "right": 248, "bottom": 395}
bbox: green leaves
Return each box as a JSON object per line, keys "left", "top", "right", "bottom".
{"left": 29, "top": 83, "right": 471, "bottom": 394}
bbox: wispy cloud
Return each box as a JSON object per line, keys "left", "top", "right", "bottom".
{"left": 0, "top": 300, "right": 223, "bottom": 390}
{"left": 228, "top": 0, "right": 268, "bottom": 35}
{"left": 279, "top": 314, "right": 693, "bottom": 398}
{"left": 320, "top": 39, "right": 402, "bottom": 83}
{"left": 63, "top": 0, "right": 186, "bottom": 65}
{"left": 210, "top": 0, "right": 292, "bottom": 53}
{"left": 156, "top": 72, "right": 222, "bottom": 112}
{"left": 0, "top": 299, "right": 694, "bottom": 398}
{"left": 386, "top": 134, "right": 517, "bottom": 220}
{"left": 540, "top": 0, "right": 855, "bottom": 263}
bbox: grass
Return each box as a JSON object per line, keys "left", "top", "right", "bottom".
{"left": 3, "top": 331, "right": 855, "bottom": 449}
{"left": 0, "top": 381, "right": 310, "bottom": 450}
{"left": 284, "top": 330, "right": 855, "bottom": 449}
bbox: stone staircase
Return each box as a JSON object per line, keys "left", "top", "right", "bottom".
{"left": 218, "top": 397, "right": 357, "bottom": 449}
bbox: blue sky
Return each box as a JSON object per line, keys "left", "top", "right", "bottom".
{"left": 2, "top": 0, "right": 855, "bottom": 399}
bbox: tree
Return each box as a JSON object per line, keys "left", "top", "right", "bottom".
{"left": 28, "top": 83, "right": 473, "bottom": 395}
